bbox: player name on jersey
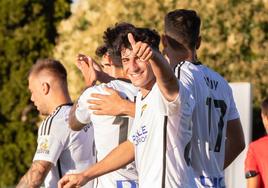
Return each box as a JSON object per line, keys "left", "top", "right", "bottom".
{"left": 204, "top": 76, "right": 219, "bottom": 90}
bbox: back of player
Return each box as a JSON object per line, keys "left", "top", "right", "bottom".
{"left": 34, "top": 104, "right": 95, "bottom": 188}
{"left": 176, "top": 61, "right": 240, "bottom": 188}
{"left": 75, "top": 80, "right": 138, "bottom": 188}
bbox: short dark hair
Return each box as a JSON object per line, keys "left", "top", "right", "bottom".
{"left": 29, "top": 58, "right": 67, "bottom": 83}
{"left": 113, "top": 26, "right": 160, "bottom": 55}
{"left": 102, "top": 22, "right": 136, "bottom": 65}
{"left": 261, "top": 98, "right": 268, "bottom": 116}
{"left": 95, "top": 45, "right": 108, "bottom": 57}
{"left": 164, "top": 9, "right": 201, "bottom": 50}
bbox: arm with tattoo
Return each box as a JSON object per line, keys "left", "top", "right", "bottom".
{"left": 17, "top": 160, "right": 52, "bottom": 188}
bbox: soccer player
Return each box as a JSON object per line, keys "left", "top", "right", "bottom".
{"left": 162, "top": 9, "right": 245, "bottom": 187}
{"left": 58, "top": 26, "right": 196, "bottom": 188}
{"left": 68, "top": 23, "right": 139, "bottom": 188}
{"left": 16, "top": 59, "right": 95, "bottom": 188}
{"left": 245, "top": 98, "right": 268, "bottom": 188}
{"left": 86, "top": 9, "right": 245, "bottom": 188}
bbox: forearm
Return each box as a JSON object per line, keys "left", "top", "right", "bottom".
{"left": 17, "top": 161, "right": 51, "bottom": 188}
{"left": 224, "top": 138, "right": 240, "bottom": 168}
{"left": 224, "top": 119, "right": 245, "bottom": 168}
{"left": 150, "top": 50, "right": 179, "bottom": 101}
{"left": 69, "top": 102, "right": 87, "bottom": 131}
{"left": 82, "top": 141, "right": 135, "bottom": 181}
{"left": 247, "top": 176, "right": 260, "bottom": 188}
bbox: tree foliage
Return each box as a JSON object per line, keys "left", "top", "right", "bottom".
{"left": 54, "top": 0, "right": 268, "bottom": 135}
{"left": 54, "top": 0, "right": 268, "bottom": 105}
{"left": 0, "top": 0, "right": 71, "bottom": 186}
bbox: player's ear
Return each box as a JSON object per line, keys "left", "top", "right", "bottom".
{"left": 41, "top": 82, "right": 50, "bottom": 95}
{"left": 196, "top": 36, "right": 201, "bottom": 50}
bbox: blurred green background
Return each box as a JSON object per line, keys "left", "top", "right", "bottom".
{"left": 0, "top": 0, "right": 267, "bottom": 186}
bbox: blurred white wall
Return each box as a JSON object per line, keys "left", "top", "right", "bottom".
{"left": 225, "top": 82, "right": 252, "bottom": 188}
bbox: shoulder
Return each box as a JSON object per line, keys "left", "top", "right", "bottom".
{"left": 109, "top": 80, "right": 138, "bottom": 91}
{"left": 79, "top": 83, "right": 111, "bottom": 102}
{"left": 250, "top": 136, "right": 268, "bottom": 147}
{"left": 81, "top": 84, "right": 107, "bottom": 96}
{"left": 179, "top": 62, "right": 206, "bottom": 87}
{"left": 203, "top": 66, "right": 229, "bottom": 84}
{"left": 109, "top": 80, "right": 138, "bottom": 100}
{"left": 45, "top": 105, "right": 72, "bottom": 135}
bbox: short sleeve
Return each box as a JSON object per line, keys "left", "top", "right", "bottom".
{"left": 245, "top": 144, "right": 259, "bottom": 174}
{"left": 75, "top": 88, "right": 95, "bottom": 124}
{"left": 33, "top": 134, "right": 64, "bottom": 165}
{"left": 161, "top": 82, "right": 195, "bottom": 117}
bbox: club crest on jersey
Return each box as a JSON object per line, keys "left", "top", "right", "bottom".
{"left": 37, "top": 138, "right": 49, "bottom": 154}
{"left": 140, "top": 104, "right": 147, "bottom": 117}
{"left": 132, "top": 125, "right": 148, "bottom": 145}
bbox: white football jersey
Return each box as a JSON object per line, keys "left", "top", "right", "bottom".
{"left": 129, "top": 83, "right": 196, "bottom": 188}
{"left": 33, "top": 104, "right": 95, "bottom": 188}
{"left": 76, "top": 80, "right": 139, "bottom": 188}
{"left": 175, "top": 61, "right": 240, "bottom": 188}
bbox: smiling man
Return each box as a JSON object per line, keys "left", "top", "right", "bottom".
{"left": 58, "top": 26, "right": 196, "bottom": 188}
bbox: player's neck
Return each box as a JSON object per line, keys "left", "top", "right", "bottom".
{"left": 49, "top": 92, "right": 72, "bottom": 114}
{"left": 140, "top": 78, "right": 156, "bottom": 98}
{"left": 184, "top": 50, "right": 198, "bottom": 63}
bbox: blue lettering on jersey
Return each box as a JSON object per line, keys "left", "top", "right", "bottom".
{"left": 204, "top": 76, "right": 218, "bottom": 91}
{"left": 116, "top": 180, "right": 137, "bottom": 188}
{"left": 132, "top": 125, "right": 148, "bottom": 145}
{"left": 199, "top": 175, "right": 225, "bottom": 188}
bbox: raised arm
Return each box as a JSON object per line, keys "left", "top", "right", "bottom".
{"left": 76, "top": 54, "right": 114, "bottom": 87}
{"left": 224, "top": 118, "right": 245, "bottom": 168}
{"left": 17, "top": 160, "right": 52, "bottom": 188}
{"left": 58, "top": 140, "right": 134, "bottom": 188}
{"left": 128, "top": 33, "right": 179, "bottom": 102}
{"left": 246, "top": 174, "right": 260, "bottom": 188}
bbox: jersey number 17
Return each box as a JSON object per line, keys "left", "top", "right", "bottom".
{"left": 206, "top": 97, "right": 227, "bottom": 152}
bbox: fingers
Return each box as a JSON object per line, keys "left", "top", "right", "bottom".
{"left": 77, "top": 54, "right": 89, "bottom": 64}
{"left": 77, "top": 54, "right": 96, "bottom": 68}
{"left": 103, "top": 87, "right": 118, "bottom": 95}
{"left": 138, "top": 44, "right": 152, "bottom": 62}
{"left": 58, "top": 174, "right": 82, "bottom": 188}
{"left": 88, "top": 104, "right": 101, "bottom": 111}
{"left": 89, "top": 87, "right": 116, "bottom": 99}
{"left": 92, "top": 60, "right": 102, "bottom": 71}
{"left": 76, "top": 54, "right": 89, "bottom": 71}
{"left": 58, "top": 176, "right": 70, "bottom": 188}
{"left": 87, "top": 99, "right": 102, "bottom": 105}
{"left": 128, "top": 33, "right": 136, "bottom": 49}
{"left": 63, "top": 182, "right": 78, "bottom": 188}
{"left": 136, "top": 43, "right": 147, "bottom": 58}
{"left": 90, "top": 93, "right": 107, "bottom": 100}
{"left": 127, "top": 33, "right": 152, "bottom": 62}
{"left": 92, "top": 110, "right": 106, "bottom": 115}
